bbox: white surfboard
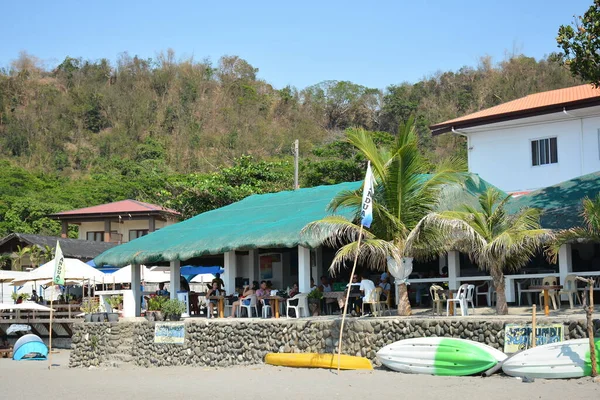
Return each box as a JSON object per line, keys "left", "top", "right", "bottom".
{"left": 502, "top": 338, "right": 600, "bottom": 379}
{"left": 377, "top": 337, "right": 507, "bottom": 376}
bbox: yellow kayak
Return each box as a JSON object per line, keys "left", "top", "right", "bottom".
{"left": 265, "top": 353, "right": 373, "bottom": 370}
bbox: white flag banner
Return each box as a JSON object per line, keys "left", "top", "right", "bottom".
{"left": 53, "top": 241, "right": 65, "bottom": 285}
{"left": 360, "top": 161, "right": 374, "bottom": 228}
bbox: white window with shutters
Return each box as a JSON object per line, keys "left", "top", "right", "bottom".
{"left": 531, "top": 137, "right": 558, "bottom": 166}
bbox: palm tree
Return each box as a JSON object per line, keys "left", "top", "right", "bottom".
{"left": 547, "top": 194, "right": 600, "bottom": 261}
{"left": 11, "top": 245, "right": 31, "bottom": 271}
{"left": 303, "top": 117, "right": 463, "bottom": 316}
{"left": 406, "top": 188, "right": 550, "bottom": 315}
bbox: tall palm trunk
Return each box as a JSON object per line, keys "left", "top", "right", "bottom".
{"left": 397, "top": 282, "right": 412, "bottom": 316}
{"left": 491, "top": 268, "right": 508, "bottom": 315}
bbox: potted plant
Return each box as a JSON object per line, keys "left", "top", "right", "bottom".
{"left": 161, "top": 299, "right": 186, "bottom": 321}
{"left": 146, "top": 296, "right": 166, "bottom": 321}
{"left": 307, "top": 289, "right": 323, "bottom": 316}
{"left": 106, "top": 295, "right": 122, "bottom": 322}
{"left": 81, "top": 301, "right": 98, "bottom": 323}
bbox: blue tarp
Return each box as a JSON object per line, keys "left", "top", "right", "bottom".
{"left": 86, "top": 260, "right": 119, "bottom": 274}
{"left": 181, "top": 266, "right": 223, "bottom": 275}
{"left": 13, "top": 334, "right": 48, "bottom": 361}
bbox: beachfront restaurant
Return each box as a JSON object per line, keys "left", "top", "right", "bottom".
{"left": 408, "top": 171, "right": 600, "bottom": 308}
{"left": 93, "top": 171, "right": 600, "bottom": 317}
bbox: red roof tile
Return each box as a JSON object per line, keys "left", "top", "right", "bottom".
{"left": 53, "top": 200, "right": 180, "bottom": 216}
{"left": 431, "top": 84, "right": 600, "bottom": 133}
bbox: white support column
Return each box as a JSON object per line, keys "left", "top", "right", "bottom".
{"left": 315, "top": 246, "right": 324, "bottom": 278}
{"left": 558, "top": 243, "right": 573, "bottom": 300}
{"left": 298, "top": 245, "right": 311, "bottom": 294}
{"left": 248, "top": 250, "right": 257, "bottom": 284}
{"left": 170, "top": 259, "right": 181, "bottom": 300}
{"left": 131, "top": 263, "right": 141, "bottom": 317}
{"left": 447, "top": 251, "right": 460, "bottom": 290}
{"left": 224, "top": 251, "right": 237, "bottom": 295}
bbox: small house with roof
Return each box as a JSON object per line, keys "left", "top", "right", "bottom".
{"left": 431, "top": 84, "right": 600, "bottom": 194}
{"left": 49, "top": 200, "right": 181, "bottom": 244}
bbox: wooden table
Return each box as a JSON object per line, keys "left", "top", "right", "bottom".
{"left": 529, "top": 285, "right": 562, "bottom": 316}
{"left": 262, "top": 296, "right": 285, "bottom": 318}
{"left": 206, "top": 296, "right": 225, "bottom": 318}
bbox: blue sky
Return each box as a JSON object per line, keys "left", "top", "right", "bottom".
{"left": 0, "top": 0, "right": 592, "bottom": 89}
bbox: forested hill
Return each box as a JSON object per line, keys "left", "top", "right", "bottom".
{"left": 0, "top": 50, "right": 582, "bottom": 243}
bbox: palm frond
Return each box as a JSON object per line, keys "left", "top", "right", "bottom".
{"left": 301, "top": 215, "right": 376, "bottom": 248}
{"left": 328, "top": 238, "right": 400, "bottom": 275}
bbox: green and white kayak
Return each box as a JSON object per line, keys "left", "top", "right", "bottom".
{"left": 502, "top": 338, "right": 600, "bottom": 379}
{"left": 377, "top": 337, "right": 507, "bottom": 376}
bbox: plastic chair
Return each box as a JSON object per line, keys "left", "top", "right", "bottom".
{"left": 558, "top": 275, "right": 580, "bottom": 309}
{"left": 465, "top": 284, "right": 475, "bottom": 311}
{"left": 377, "top": 289, "right": 392, "bottom": 316}
{"left": 430, "top": 284, "right": 446, "bottom": 316}
{"left": 240, "top": 294, "right": 258, "bottom": 318}
{"left": 286, "top": 293, "right": 308, "bottom": 318}
{"left": 362, "top": 289, "right": 380, "bottom": 316}
{"left": 474, "top": 282, "right": 491, "bottom": 306}
{"left": 538, "top": 276, "right": 559, "bottom": 310}
{"left": 261, "top": 299, "right": 272, "bottom": 318}
{"left": 446, "top": 284, "right": 469, "bottom": 316}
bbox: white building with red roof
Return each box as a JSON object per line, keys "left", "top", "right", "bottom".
{"left": 431, "top": 84, "right": 600, "bottom": 193}
{"left": 49, "top": 199, "right": 181, "bottom": 244}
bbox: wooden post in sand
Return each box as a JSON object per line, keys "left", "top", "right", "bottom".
{"left": 336, "top": 225, "right": 364, "bottom": 373}
{"left": 577, "top": 276, "right": 597, "bottom": 377}
{"left": 48, "top": 285, "right": 54, "bottom": 370}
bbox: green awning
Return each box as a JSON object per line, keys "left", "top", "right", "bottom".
{"left": 93, "top": 174, "right": 504, "bottom": 267}
{"left": 506, "top": 171, "right": 600, "bottom": 230}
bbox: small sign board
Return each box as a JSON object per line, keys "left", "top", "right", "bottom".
{"left": 154, "top": 322, "right": 185, "bottom": 345}
{"left": 503, "top": 323, "right": 563, "bottom": 353}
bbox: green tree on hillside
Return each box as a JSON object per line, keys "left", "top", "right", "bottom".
{"left": 557, "top": 1, "right": 600, "bottom": 85}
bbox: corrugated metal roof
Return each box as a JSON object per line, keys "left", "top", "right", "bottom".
{"left": 51, "top": 199, "right": 180, "bottom": 217}
{"left": 0, "top": 233, "right": 117, "bottom": 260}
{"left": 93, "top": 174, "right": 503, "bottom": 267}
{"left": 431, "top": 84, "right": 600, "bottom": 133}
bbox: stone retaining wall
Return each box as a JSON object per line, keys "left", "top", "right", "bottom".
{"left": 69, "top": 317, "right": 600, "bottom": 368}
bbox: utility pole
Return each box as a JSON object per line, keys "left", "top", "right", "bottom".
{"left": 293, "top": 139, "right": 299, "bottom": 190}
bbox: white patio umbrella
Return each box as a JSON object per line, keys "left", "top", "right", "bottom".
{"left": 108, "top": 265, "right": 169, "bottom": 284}
{"left": 0, "top": 271, "right": 29, "bottom": 302}
{"left": 10, "top": 258, "right": 106, "bottom": 286}
{"left": 0, "top": 302, "right": 55, "bottom": 311}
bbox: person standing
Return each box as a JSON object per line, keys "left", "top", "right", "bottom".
{"left": 359, "top": 272, "right": 376, "bottom": 315}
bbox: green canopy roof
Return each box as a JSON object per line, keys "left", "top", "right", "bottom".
{"left": 506, "top": 171, "right": 600, "bottom": 230}
{"left": 94, "top": 174, "right": 503, "bottom": 267}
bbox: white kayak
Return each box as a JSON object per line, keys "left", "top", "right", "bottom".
{"left": 377, "top": 337, "right": 507, "bottom": 376}
{"left": 502, "top": 338, "right": 600, "bottom": 379}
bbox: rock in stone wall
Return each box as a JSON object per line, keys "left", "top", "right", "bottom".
{"left": 69, "top": 317, "right": 600, "bottom": 368}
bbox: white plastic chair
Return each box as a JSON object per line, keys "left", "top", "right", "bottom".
{"left": 465, "top": 284, "right": 475, "bottom": 311}
{"left": 286, "top": 293, "right": 308, "bottom": 318}
{"left": 240, "top": 294, "right": 258, "bottom": 318}
{"left": 558, "top": 274, "right": 580, "bottom": 309}
{"left": 538, "top": 276, "right": 559, "bottom": 310}
{"left": 446, "top": 284, "right": 469, "bottom": 316}
{"left": 362, "top": 288, "right": 380, "bottom": 316}
{"left": 261, "top": 299, "right": 272, "bottom": 318}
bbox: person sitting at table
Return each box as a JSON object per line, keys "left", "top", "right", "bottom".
{"left": 206, "top": 282, "right": 223, "bottom": 318}
{"left": 337, "top": 274, "right": 361, "bottom": 315}
{"left": 310, "top": 277, "right": 318, "bottom": 290}
{"left": 229, "top": 282, "right": 257, "bottom": 318}
{"left": 289, "top": 282, "right": 299, "bottom": 298}
{"left": 319, "top": 276, "right": 332, "bottom": 293}
{"left": 256, "top": 280, "right": 271, "bottom": 315}
{"left": 379, "top": 276, "right": 391, "bottom": 301}
{"left": 156, "top": 282, "right": 169, "bottom": 297}
{"left": 29, "top": 290, "right": 39, "bottom": 303}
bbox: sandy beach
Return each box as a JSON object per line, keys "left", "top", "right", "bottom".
{"left": 0, "top": 350, "right": 598, "bottom": 400}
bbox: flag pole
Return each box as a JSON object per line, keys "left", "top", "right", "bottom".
{"left": 48, "top": 284, "right": 54, "bottom": 369}
{"left": 336, "top": 224, "right": 364, "bottom": 374}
